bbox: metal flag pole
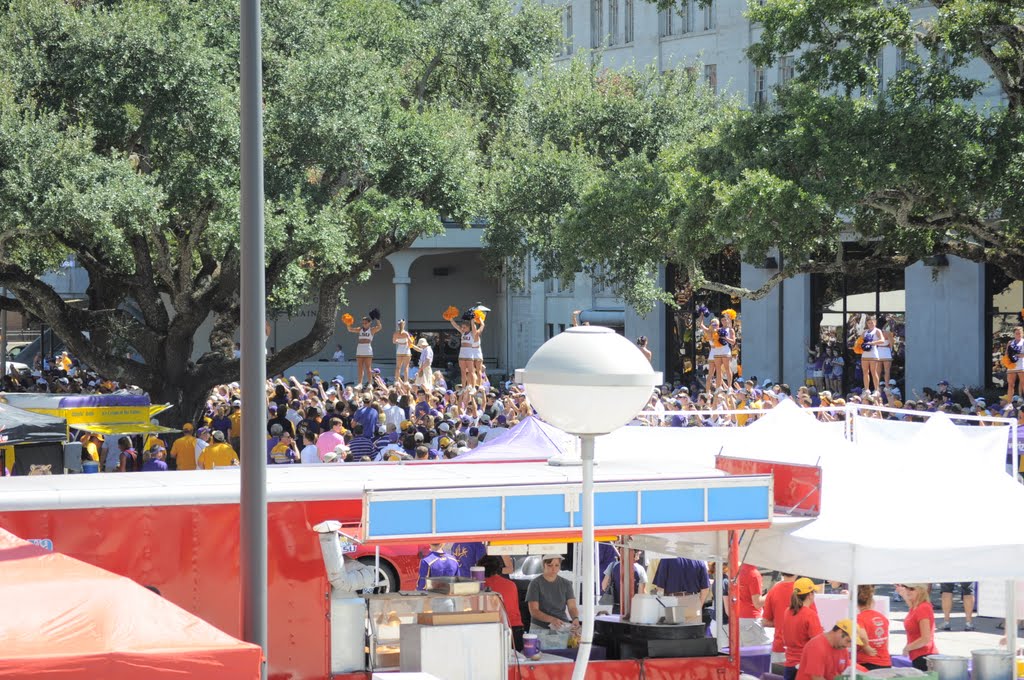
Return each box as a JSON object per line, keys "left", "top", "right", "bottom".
{"left": 240, "top": 0, "right": 268, "bottom": 676}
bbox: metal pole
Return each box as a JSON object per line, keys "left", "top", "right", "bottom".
{"left": 1007, "top": 580, "right": 1018, "bottom": 656}
{"left": 571, "top": 434, "right": 596, "bottom": 680}
{"left": 849, "top": 548, "right": 858, "bottom": 680}
{"left": 729, "top": 530, "right": 740, "bottom": 674}
{"left": 714, "top": 535, "right": 724, "bottom": 645}
{"left": 1, "top": 287, "right": 7, "bottom": 377}
{"left": 240, "top": 0, "right": 268, "bottom": 676}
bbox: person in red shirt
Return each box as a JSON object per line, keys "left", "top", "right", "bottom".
{"left": 783, "top": 578, "right": 823, "bottom": 680}
{"left": 795, "top": 619, "right": 854, "bottom": 680}
{"left": 734, "top": 562, "right": 769, "bottom": 646}
{"left": 480, "top": 556, "right": 524, "bottom": 651}
{"left": 857, "top": 585, "right": 891, "bottom": 669}
{"left": 763, "top": 573, "right": 799, "bottom": 670}
{"left": 737, "top": 562, "right": 765, "bottom": 619}
{"left": 900, "top": 583, "right": 937, "bottom": 671}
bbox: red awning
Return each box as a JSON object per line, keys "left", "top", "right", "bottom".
{"left": 0, "top": 528, "right": 262, "bottom": 679}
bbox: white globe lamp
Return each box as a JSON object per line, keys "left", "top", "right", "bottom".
{"left": 515, "top": 326, "right": 660, "bottom": 680}
{"left": 515, "top": 326, "right": 660, "bottom": 435}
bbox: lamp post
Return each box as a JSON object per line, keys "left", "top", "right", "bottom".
{"left": 516, "top": 326, "right": 660, "bottom": 680}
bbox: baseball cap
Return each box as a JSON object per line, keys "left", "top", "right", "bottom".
{"left": 496, "top": 415, "right": 507, "bottom": 424}
{"left": 762, "top": 379, "right": 773, "bottom": 388}
{"left": 268, "top": 404, "right": 278, "bottom": 411}
{"left": 834, "top": 618, "right": 855, "bottom": 638}
{"left": 439, "top": 436, "right": 452, "bottom": 448}
{"left": 888, "top": 379, "right": 897, "bottom": 385}
{"left": 212, "top": 430, "right": 226, "bottom": 441}
{"left": 541, "top": 554, "right": 563, "bottom": 562}
{"left": 197, "top": 426, "right": 211, "bottom": 435}
{"left": 938, "top": 379, "right": 949, "bottom": 386}
{"left": 903, "top": 583, "right": 929, "bottom": 590}
{"left": 438, "top": 422, "right": 450, "bottom": 432}
{"left": 793, "top": 577, "right": 821, "bottom": 595}
{"left": 479, "top": 414, "right": 491, "bottom": 425}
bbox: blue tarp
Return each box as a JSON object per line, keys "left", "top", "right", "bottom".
{"left": 454, "top": 416, "right": 570, "bottom": 462}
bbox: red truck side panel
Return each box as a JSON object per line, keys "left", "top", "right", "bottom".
{"left": 0, "top": 498, "right": 364, "bottom": 680}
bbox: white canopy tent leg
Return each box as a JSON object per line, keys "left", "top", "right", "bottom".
{"left": 715, "top": 532, "right": 724, "bottom": 646}
{"left": 1007, "top": 580, "right": 1018, "bottom": 655}
{"left": 849, "top": 550, "right": 858, "bottom": 680}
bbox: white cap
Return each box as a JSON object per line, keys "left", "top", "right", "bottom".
{"left": 541, "top": 554, "right": 563, "bottom": 562}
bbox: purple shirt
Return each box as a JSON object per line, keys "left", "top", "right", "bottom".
{"left": 449, "top": 542, "right": 488, "bottom": 577}
{"left": 353, "top": 406, "right": 378, "bottom": 439}
{"left": 142, "top": 459, "right": 168, "bottom": 472}
{"left": 652, "top": 558, "right": 709, "bottom": 595}
{"left": 417, "top": 550, "right": 460, "bottom": 589}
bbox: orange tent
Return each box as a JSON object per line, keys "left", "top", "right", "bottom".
{"left": 0, "top": 528, "right": 262, "bottom": 679}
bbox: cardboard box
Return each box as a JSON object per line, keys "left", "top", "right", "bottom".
{"left": 416, "top": 611, "right": 501, "bottom": 626}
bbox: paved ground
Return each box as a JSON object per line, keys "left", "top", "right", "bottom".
{"left": 876, "top": 585, "right": 1017, "bottom": 659}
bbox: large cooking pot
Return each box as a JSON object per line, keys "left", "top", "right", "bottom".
{"left": 926, "top": 655, "right": 969, "bottom": 680}
{"left": 972, "top": 649, "right": 1014, "bottom": 680}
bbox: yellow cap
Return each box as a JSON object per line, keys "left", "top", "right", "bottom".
{"left": 793, "top": 577, "right": 821, "bottom": 595}
{"left": 834, "top": 618, "right": 855, "bottom": 637}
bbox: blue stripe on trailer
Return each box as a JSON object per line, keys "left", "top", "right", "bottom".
{"left": 640, "top": 488, "right": 704, "bottom": 525}
{"left": 708, "top": 486, "right": 770, "bottom": 522}
{"left": 595, "top": 490, "right": 639, "bottom": 527}
{"left": 436, "top": 496, "right": 503, "bottom": 533}
{"left": 368, "top": 499, "right": 432, "bottom": 536}
{"left": 505, "top": 494, "right": 570, "bottom": 530}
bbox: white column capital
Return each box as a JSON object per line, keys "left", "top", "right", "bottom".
{"left": 393, "top": 275, "right": 412, "bottom": 286}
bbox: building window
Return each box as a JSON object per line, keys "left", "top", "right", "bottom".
{"left": 561, "top": 4, "right": 574, "bottom": 56}
{"left": 547, "top": 323, "right": 555, "bottom": 339}
{"left": 591, "top": 0, "right": 603, "bottom": 48}
{"left": 607, "top": 0, "right": 618, "bottom": 46}
{"left": 986, "top": 267, "right": 1024, "bottom": 390}
{"left": 778, "top": 55, "right": 794, "bottom": 86}
{"left": 704, "top": 63, "right": 717, "bottom": 93}
{"left": 662, "top": 1, "right": 694, "bottom": 37}
{"left": 703, "top": 0, "right": 715, "bottom": 31}
{"left": 896, "top": 48, "right": 912, "bottom": 74}
{"left": 624, "top": 0, "right": 633, "bottom": 43}
{"left": 753, "top": 67, "right": 767, "bottom": 105}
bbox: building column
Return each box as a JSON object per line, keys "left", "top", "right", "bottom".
{"left": 905, "top": 256, "right": 985, "bottom": 390}
{"left": 385, "top": 252, "right": 421, "bottom": 324}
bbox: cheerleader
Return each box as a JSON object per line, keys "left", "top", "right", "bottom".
{"left": 698, "top": 316, "right": 727, "bottom": 393}
{"left": 1006, "top": 327, "right": 1024, "bottom": 399}
{"left": 392, "top": 320, "right": 414, "bottom": 384}
{"left": 449, "top": 310, "right": 484, "bottom": 388}
{"left": 636, "top": 336, "right": 652, "bottom": 362}
{"left": 859, "top": 315, "right": 887, "bottom": 393}
{"left": 346, "top": 311, "right": 382, "bottom": 388}
{"left": 878, "top": 316, "right": 895, "bottom": 387}
{"left": 718, "top": 310, "right": 738, "bottom": 389}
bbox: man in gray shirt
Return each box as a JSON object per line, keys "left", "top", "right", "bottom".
{"left": 525, "top": 554, "right": 580, "bottom": 649}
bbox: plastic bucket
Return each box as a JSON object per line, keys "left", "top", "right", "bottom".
{"left": 82, "top": 461, "right": 100, "bottom": 474}
{"left": 927, "top": 655, "right": 969, "bottom": 680}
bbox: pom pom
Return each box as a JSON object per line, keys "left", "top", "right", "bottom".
{"left": 1001, "top": 355, "right": 1015, "bottom": 370}
{"left": 461, "top": 309, "right": 475, "bottom": 321}
{"left": 722, "top": 309, "right": 737, "bottom": 321}
{"left": 474, "top": 309, "right": 487, "bottom": 322}
{"left": 442, "top": 305, "right": 459, "bottom": 321}
{"left": 341, "top": 313, "right": 354, "bottom": 326}
{"left": 853, "top": 337, "right": 865, "bottom": 355}
{"left": 368, "top": 308, "right": 381, "bottom": 321}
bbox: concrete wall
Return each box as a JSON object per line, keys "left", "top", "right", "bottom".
{"left": 739, "top": 262, "right": 810, "bottom": 387}
{"left": 905, "top": 256, "right": 986, "bottom": 391}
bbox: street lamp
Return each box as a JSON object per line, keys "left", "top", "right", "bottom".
{"left": 516, "top": 326, "right": 660, "bottom": 680}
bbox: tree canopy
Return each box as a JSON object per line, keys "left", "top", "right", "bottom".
{"left": 0, "top": 0, "right": 558, "bottom": 416}
{"left": 489, "top": 0, "right": 1024, "bottom": 308}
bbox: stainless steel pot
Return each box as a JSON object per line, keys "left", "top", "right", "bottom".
{"left": 972, "top": 649, "right": 1014, "bottom": 680}
{"left": 926, "top": 654, "right": 969, "bottom": 680}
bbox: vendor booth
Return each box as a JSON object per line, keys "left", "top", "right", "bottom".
{"left": 0, "top": 527, "right": 262, "bottom": 679}
{"left": 0, "top": 392, "right": 178, "bottom": 437}
{"left": 0, "top": 401, "right": 67, "bottom": 475}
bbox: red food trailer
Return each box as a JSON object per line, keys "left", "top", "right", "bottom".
{"left": 0, "top": 457, "right": 783, "bottom": 680}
